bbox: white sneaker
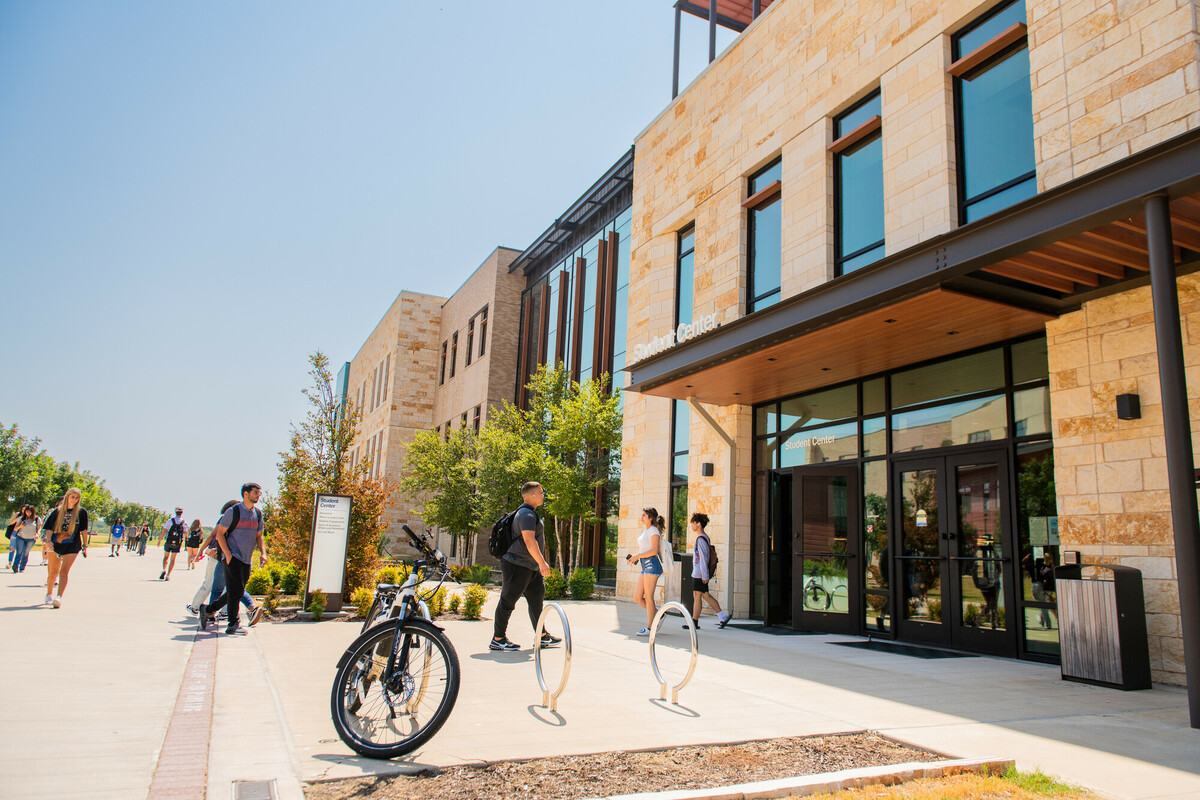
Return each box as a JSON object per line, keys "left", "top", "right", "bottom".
{"left": 45, "top": 593, "right": 53, "bottom": 605}
{"left": 52, "top": 596, "right": 61, "bottom": 608}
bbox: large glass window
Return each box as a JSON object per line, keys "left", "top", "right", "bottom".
{"left": 438, "top": 342, "right": 447, "bottom": 385}
{"left": 676, "top": 226, "right": 695, "bottom": 326}
{"left": 449, "top": 332, "right": 458, "bottom": 379}
{"left": 953, "top": 0, "right": 1036, "bottom": 223}
{"left": 834, "top": 92, "right": 884, "bottom": 275}
{"left": 670, "top": 399, "right": 690, "bottom": 548}
{"left": 747, "top": 159, "right": 783, "bottom": 313}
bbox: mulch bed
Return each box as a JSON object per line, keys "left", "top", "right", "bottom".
{"left": 304, "top": 733, "right": 943, "bottom": 800}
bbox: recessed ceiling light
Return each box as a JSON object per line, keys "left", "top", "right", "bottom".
{"left": 767, "top": 357, "right": 777, "bottom": 361}
{"left": 948, "top": 330, "right": 958, "bottom": 335}
{"left": 885, "top": 318, "right": 897, "bottom": 323}
{"left": 685, "top": 385, "right": 692, "bottom": 388}
{"left": 733, "top": 392, "right": 741, "bottom": 396}
{"left": 821, "top": 367, "right": 831, "bottom": 371}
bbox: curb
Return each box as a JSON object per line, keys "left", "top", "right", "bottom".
{"left": 591, "top": 757, "right": 1015, "bottom": 800}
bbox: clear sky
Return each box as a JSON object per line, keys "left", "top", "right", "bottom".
{"left": 0, "top": 1, "right": 737, "bottom": 525}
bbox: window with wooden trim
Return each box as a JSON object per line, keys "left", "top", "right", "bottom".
{"left": 746, "top": 159, "right": 783, "bottom": 313}
{"left": 951, "top": 0, "right": 1035, "bottom": 224}
{"left": 832, "top": 92, "right": 885, "bottom": 276}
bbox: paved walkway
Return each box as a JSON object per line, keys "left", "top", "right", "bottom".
{"left": 2, "top": 553, "right": 1199, "bottom": 799}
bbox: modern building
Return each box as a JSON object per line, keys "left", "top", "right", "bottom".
{"left": 620, "top": 0, "right": 1200, "bottom": 696}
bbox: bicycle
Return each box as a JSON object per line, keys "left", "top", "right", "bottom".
{"left": 330, "top": 524, "right": 461, "bottom": 758}
{"left": 801, "top": 572, "right": 847, "bottom": 611}
{"left": 358, "top": 553, "right": 434, "bottom": 633}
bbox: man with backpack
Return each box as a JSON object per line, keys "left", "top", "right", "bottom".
{"left": 160, "top": 508, "right": 187, "bottom": 580}
{"left": 199, "top": 482, "right": 267, "bottom": 636}
{"left": 489, "top": 481, "right": 561, "bottom": 652}
{"left": 689, "top": 512, "right": 731, "bottom": 629}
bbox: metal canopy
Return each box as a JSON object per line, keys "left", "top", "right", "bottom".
{"left": 625, "top": 127, "right": 1200, "bottom": 405}
{"left": 675, "top": 0, "right": 775, "bottom": 30}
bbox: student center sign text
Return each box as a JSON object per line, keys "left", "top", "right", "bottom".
{"left": 632, "top": 313, "right": 720, "bottom": 363}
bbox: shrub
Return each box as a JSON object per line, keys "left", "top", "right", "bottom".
{"left": 447, "top": 593, "right": 461, "bottom": 613}
{"left": 263, "top": 584, "right": 279, "bottom": 615}
{"left": 375, "top": 565, "right": 400, "bottom": 585}
{"left": 280, "top": 563, "right": 302, "bottom": 595}
{"left": 308, "top": 588, "right": 327, "bottom": 621}
{"left": 544, "top": 568, "right": 566, "bottom": 600}
{"left": 568, "top": 567, "right": 595, "bottom": 600}
{"left": 266, "top": 561, "right": 284, "bottom": 587}
{"left": 351, "top": 586, "right": 374, "bottom": 619}
{"left": 462, "top": 584, "right": 487, "bottom": 620}
{"left": 962, "top": 602, "right": 978, "bottom": 626}
{"left": 426, "top": 586, "right": 448, "bottom": 617}
{"left": 927, "top": 598, "right": 943, "bottom": 621}
{"left": 467, "top": 564, "right": 492, "bottom": 585}
{"left": 246, "top": 569, "right": 272, "bottom": 595}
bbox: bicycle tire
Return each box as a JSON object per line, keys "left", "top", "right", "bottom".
{"left": 331, "top": 617, "right": 460, "bottom": 759}
{"left": 803, "top": 583, "right": 830, "bottom": 611}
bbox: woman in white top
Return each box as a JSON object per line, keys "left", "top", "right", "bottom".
{"left": 7, "top": 505, "right": 40, "bottom": 573}
{"left": 626, "top": 507, "right": 666, "bottom": 636}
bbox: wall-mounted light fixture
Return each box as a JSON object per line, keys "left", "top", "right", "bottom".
{"left": 1116, "top": 393, "right": 1141, "bottom": 420}
{"left": 701, "top": 462, "right": 714, "bottom": 477}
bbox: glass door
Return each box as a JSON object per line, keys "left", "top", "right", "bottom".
{"left": 764, "top": 470, "right": 793, "bottom": 627}
{"left": 791, "top": 466, "right": 860, "bottom": 634}
{"left": 892, "top": 449, "right": 1016, "bottom": 654}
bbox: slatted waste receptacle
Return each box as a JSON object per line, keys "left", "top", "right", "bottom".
{"left": 1055, "top": 563, "right": 1152, "bottom": 690}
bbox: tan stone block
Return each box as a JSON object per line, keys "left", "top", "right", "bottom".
{"left": 1061, "top": 494, "right": 1099, "bottom": 515}
{"left": 1097, "top": 492, "right": 1124, "bottom": 513}
{"left": 1101, "top": 512, "right": 1174, "bottom": 545}
{"left": 1160, "top": 632, "right": 1186, "bottom": 674}
{"left": 1123, "top": 488, "right": 1171, "bottom": 513}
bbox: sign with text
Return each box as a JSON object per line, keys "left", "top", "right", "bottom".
{"left": 631, "top": 312, "right": 721, "bottom": 363}
{"left": 306, "top": 493, "right": 353, "bottom": 612}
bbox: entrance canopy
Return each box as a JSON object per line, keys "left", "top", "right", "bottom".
{"left": 626, "top": 129, "right": 1200, "bottom": 407}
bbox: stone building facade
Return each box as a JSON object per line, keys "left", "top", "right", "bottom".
{"left": 622, "top": 0, "right": 1200, "bottom": 684}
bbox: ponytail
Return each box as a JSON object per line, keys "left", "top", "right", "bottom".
{"left": 642, "top": 507, "right": 666, "bottom": 532}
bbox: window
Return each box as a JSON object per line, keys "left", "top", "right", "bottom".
{"left": 669, "top": 399, "right": 690, "bottom": 548}
{"left": 833, "top": 92, "right": 884, "bottom": 275}
{"left": 951, "top": 0, "right": 1035, "bottom": 223}
{"left": 676, "top": 226, "right": 695, "bottom": 326}
{"left": 465, "top": 319, "right": 475, "bottom": 366}
{"left": 472, "top": 405, "right": 481, "bottom": 434}
{"left": 382, "top": 355, "right": 390, "bottom": 402}
{"left": 460, "top": 412, "right": 468, "bottom": 428}
{"left": 449, "top": 332, "right": 458, "bottom": 379}
{"left": 439, "top": 342, "right": 447, "bottom": 385}
{"left": 479, "top": 307, "right": 488, "bottom": 357}
{"left": 370, "top": 367, "right": 378, "bottom": 411}
{"left": 746, "top": 159, "right": 783, "bottom": 313}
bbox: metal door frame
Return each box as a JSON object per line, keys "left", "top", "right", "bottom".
{"left": 791, "top": 464, "right": 861, "bottom": 634}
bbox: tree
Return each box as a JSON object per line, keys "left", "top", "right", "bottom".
{"left": 0, "top": 423, "right": 44, "bottom": 515}
{"left": 399, "top": 425, "right": 484, "bottom": 561}
{"left": 267, "top": 351, "right": 389, "bottom": 595}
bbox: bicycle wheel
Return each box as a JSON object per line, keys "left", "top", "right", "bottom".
{"left": 331, "top": 617, "right": 460, "bottom": 758}
{"left": 803, "top": 583, "right": 830, "bottom": 611}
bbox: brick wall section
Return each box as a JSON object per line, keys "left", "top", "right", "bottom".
{"left": 1046, "top": 272, "right": 1200, "bottom": 685}
{"left": 1030, "top": 0, "right": 1200, "bottom": 189}
{"left": 348, "top": 291, "right": 444, "bottom": 557}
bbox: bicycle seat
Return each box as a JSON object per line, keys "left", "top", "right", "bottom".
{"left": 375, "top": 583, "right": 398, "bottom": 592}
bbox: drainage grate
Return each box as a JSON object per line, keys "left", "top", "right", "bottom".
{"left": 232, "top": 780, "right": 277, "bottom": 800}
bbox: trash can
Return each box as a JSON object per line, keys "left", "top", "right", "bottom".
{"left": 1054, "top": 563, "right": 1151, "bottom": 690}
{"left": 680, "top": 550, "right": 694, "bottom": 606}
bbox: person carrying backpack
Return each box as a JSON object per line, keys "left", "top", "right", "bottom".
{"left": 489, "top": 481, "right": 560, "bottom": 652}
{"left": 689, "top": 513, "right": 731, "bottom": 629}
{"left": 160, "top": 508, "right": 187, "bottom": 580}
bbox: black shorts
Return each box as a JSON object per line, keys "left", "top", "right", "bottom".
{"left": 186, "top": 535, "right": 201, "bottom": 548}
{"left": 693, "top": 579, "right": 710, "bottom": 594}
{"left": 52, "top": 537, "right": 82, "bottom": 556}
{"left": 164, "top": 542, "right": 181, "bottom": 554}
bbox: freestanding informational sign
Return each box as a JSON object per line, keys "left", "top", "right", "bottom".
{"left": 306, "top": 492, "right": 352, "bottom": 612}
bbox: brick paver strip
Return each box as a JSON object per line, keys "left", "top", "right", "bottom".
{"left": 147, "top": 629, "right": 218, "bottom": 800}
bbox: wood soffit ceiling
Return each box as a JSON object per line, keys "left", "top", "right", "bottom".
{"left": 677, "top": 0, "right": 776, "bottom": 28}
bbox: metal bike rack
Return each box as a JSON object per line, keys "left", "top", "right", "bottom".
{"left": 649, "top": 601, "right": 698, "bottom": 704}
{"left": 534, "top": 602, "right": 572, "bottom": 712}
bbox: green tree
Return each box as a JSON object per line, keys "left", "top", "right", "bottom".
{"left": 0, "top": 423, "right": 44, "bottom": 515}
{"left": 399, "top": 424, "right": 483, "bottom": 561}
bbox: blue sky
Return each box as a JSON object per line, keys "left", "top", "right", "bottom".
{"left": 0, "top": 1, "right": 736, "bottom": 523}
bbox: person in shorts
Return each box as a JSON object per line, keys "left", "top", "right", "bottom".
{"left": 688, "top": 513, "right": 730, "bottom": 629}
{"left": 109, "top": 518, "right": 124, "bottom": 557}
{"left": 160, "top": 508, "right": 186, "bottom": 580}
{"left": 42, "top": 488, "right": 89, "bottom": 608}
{"left": 627, "top": 507, "right": 666, "bottom": 636}
{"left": 185, "top": 519, "right": 203, "bottom": 569}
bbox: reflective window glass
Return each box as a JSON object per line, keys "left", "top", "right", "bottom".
{"left": 780, "top": 384, "right": 858, "bottom": 431}
{"left": 837, "top": 135, "right": 884, "bottom": 274}
{"left": 612, "top": 286, "right": 628, "bottom": 359}
{"left": 673, "top": 453, "right": 689, "bottom": 483}
{"left": 779, "top": 420, "right": 858, "bottom": 467}
{"left": 890, "top": 349, "right": 1004, "bottom": 408}
{"left": 863, "top": 459, "right": 889, "bottom": 591}
{"left": 755, "top": 404, "right": 778, "bottom": 436}
{"left": 835, "top": 93, "right": 881, "bottom": 137}
{"left": 1013, "top": 385, "right": 1051, "bottom": 437}
{"left": 862, "top": 378, "right": 885, "bottom": 415}
{"left": 677, "top": 251, "right": 694, "bottom": 325}
{"left": 1011, "top": 337, "right": 1049, "bottom": 384}
{"left": 862, "top": 416, "right": 886, "bottom": 458}
{"left": 749, "top": 195, "right": 782, "bottom": 311}
{"left": 756, "top": 437, "right": 779, "bottom": 470}
{"left": 616, "top": 226, "right": 631, "bottom": 288}
{"left": 750, "top": 160, "right": 782, "bottom": 192}
{"left": 673, "top": 399, "right": 691, "bottom": 449}
{"left": 891, "top": 394, "right": 1007, "bottom": 452}
{"left": 956, "top": 0, "right": 1026, "bottom": 57}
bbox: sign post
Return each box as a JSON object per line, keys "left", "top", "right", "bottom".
{"left": 306, "top": 493, "right": 352, "bottom": 612}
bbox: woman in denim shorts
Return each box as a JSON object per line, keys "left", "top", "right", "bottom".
{"left": 627, "top": 507, "right": 666, "bottom": 637}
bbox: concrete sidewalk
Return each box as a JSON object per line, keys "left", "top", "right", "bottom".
{"left": 3, "top": 555, "right": 1199, "bottom": 800}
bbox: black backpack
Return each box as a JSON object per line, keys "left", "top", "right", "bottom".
{"left": 165, "top": 519, "right": 186, "bottom": 548}
{"left": 488, "top": 509, "right": 519, "bottom": 558}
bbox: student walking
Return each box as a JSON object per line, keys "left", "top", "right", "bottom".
{"left": 7, "top": 505, "right": 40, "bottom": 573}
{"left": 42, "top": 488, "right": 89, "bottom": 608}
{"left": 185, "top": 520, "right": 202, "bottom": 569}
{"left": 688, "top": 513, "right": 731, "bottom": 629}
{"left": 137, "top": 525, "right": 149, "bottom": 555}
{"left": 109, "top": 518, "right": 124, "bottom": 557}
{"left": 198, "top": 483, "right": 267, "bottom": 636}
{"left": 160, "top": 508, "right": 186, "bottom": 580}
{"left": 628, "top": 507, "right": 667, "bottom": 637}
{"left": 490, "top": 481, "right": 560, "bottom": 652}
{"left": 188, "top": 501, "right": 258, "bottom": 624}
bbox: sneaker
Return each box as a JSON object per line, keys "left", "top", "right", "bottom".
{"left": 198, "top": 605, "right": 211, "bottom": 631}
{"left": 489, "top": 636, "right": 520, "bottom": 651}
{"left": 225, "top": 625, "right": 248, "bottom": 636}
{"left": 186, "top": 604, "right": 197, "bottom": 615}
{"left": 52, "top": 596, "right": 61, "bottom": 609}
{"left": 45, "top": 593, "right": 53, "bottom": 605}
{"left": 158, "top": 571, "right": 165, "bottom": 580}
{"left": 249, "top": 606, "right": 264, "bottom": 627}
{"left": 718, "top": 613, "right": 732, "bottom": 629}
{"left": 683, "top": 620, "right": 701, "bottom": 629}
{"left": 108, "top": 554, "right": 114, "bottom": 558}
{"left": 539, "top": 632, "right": 562, "bottom": 648}
{"left": 636, "top": 628, "right": 650, "bottom": 637}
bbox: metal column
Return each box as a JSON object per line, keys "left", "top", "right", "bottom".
{"left": 672, "top": 6, "right": 681, "bottom": 99}
{"left": 709, "top": 0, "right": 717, "bottom": 62}
{"left": 1146, "top": 192, "right": 1200, "bottom": 727}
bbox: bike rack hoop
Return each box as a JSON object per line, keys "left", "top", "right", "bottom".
{"left": 534, "top": 602, "right": 572, "bottom": 712}
{"left": 648, "top": 601, "right": 698, "bottom": 704}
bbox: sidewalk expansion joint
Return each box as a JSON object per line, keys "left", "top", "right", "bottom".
{"left": 147, "top": 628, "right": 218, "bottom": 800}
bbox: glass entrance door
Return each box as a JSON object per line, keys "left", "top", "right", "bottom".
{"left": 764, "top": 470, "right": 793, "bottom": 627}
{"left": 791, "top": 466, "right": 860, "bottom": 634}
{"left": 892, "top": 449, "right": 1016, "bottom": 654}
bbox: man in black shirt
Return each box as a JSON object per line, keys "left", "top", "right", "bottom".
{"left": 490, "top": 481, "right": 561, "bottom": 651}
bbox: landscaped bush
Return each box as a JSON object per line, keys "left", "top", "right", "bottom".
{"left": 462, "top": 584, "right": 487, "bottom": 620}
{"left": 466, "top": 564, "right": 492, "bottom": 585}
{"left": 351, "top": 586, "right": 374, "bottom": 619}
{"left": 280, "top": 563, "right": 302, "bottom": 595}
{"left": 568, "top": 567, "right": 595, "bottom": 600}
{"left": 544, "top": 568, "right": 566, "bottom": 600}
{"left": 447, "top": 593, "right": 461, "bottom": 613}
{"left": 427, "top": 586, "right": 448, "bottom": 617}
{"left": 308, "top": 588, "right": 327, "bottom": 621}
{"left": 263, "top": 584, "right": 279, "bottom": 614}
{"left": 375, "top": 565, "right": 400, "bottom": 585}
{"left": 246, "top": 569, "right": 272, "bottom": 595}
{"left": 266, "top": 561, "right": 284, "bottom": 587}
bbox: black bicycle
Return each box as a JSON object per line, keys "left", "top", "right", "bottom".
{"left": 330, "top": 525, "right": 461, "bottom": 758}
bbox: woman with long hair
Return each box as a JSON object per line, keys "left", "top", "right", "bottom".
{"left": 7, "top": 505, "right": 40, "bottom": 573}
{"left": 627, "top": 507, "right": 666, "bottom": 636}
{"left": 42, "top": 488, "right": 89, "bottom": 608}
{"left": 186, "top": 519, "right": 203, "bottom": 569}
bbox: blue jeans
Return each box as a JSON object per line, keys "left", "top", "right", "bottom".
{"left": 208, "top": 558, "right": 253, "bottom": 609}
{"left": 10, "top": 537, "right": 33, "bottom": 571}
